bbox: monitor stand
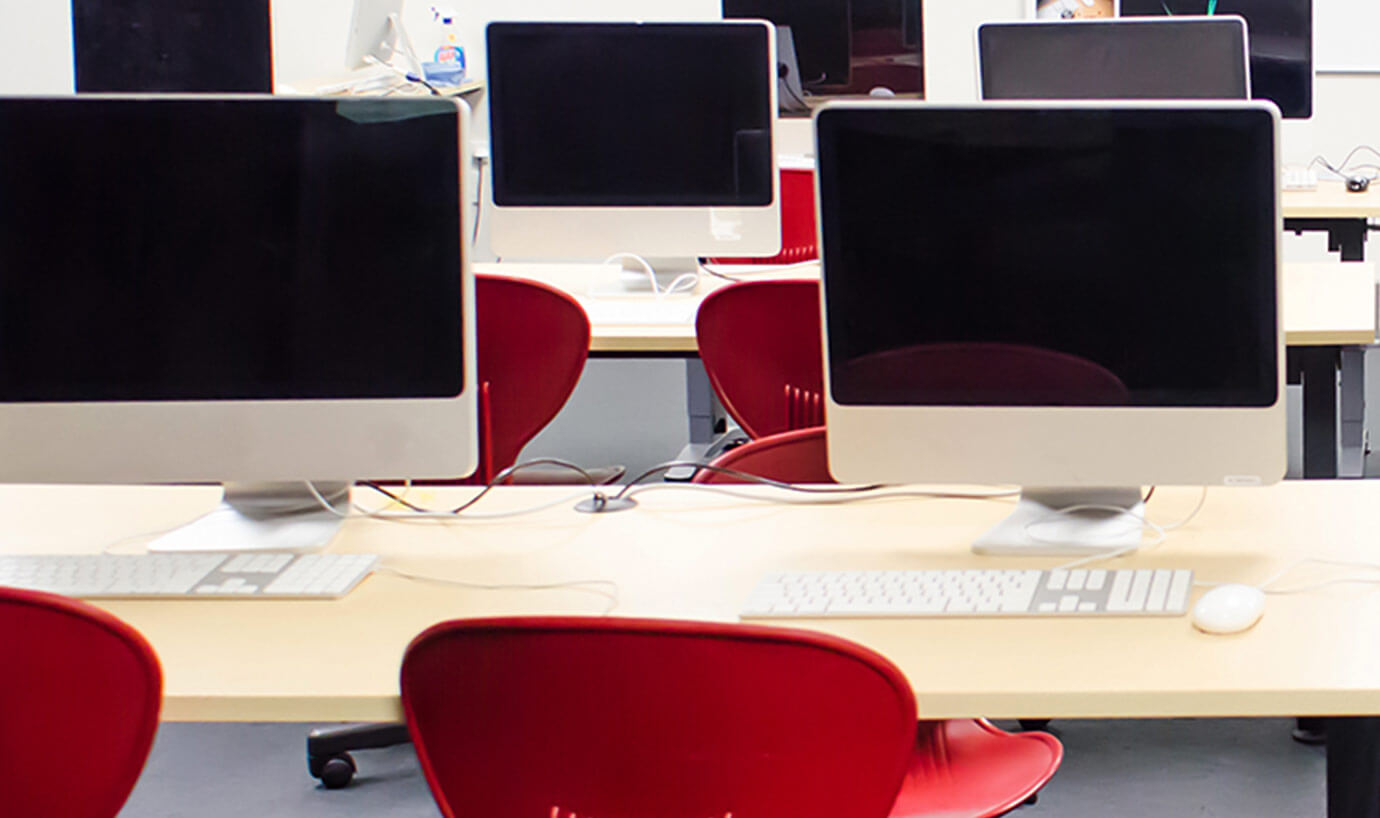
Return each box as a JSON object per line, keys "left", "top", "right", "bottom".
{"left": 971, "top": 487, "right": 1145, "bottom": 557}
{"left": 148, "top": 481, "right": 351, "bottom": 553}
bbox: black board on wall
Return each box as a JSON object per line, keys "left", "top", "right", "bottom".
{"left": 71, "top": 0, "right": 273, "bottom": 92}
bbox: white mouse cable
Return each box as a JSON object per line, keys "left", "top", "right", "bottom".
{"left": 1196, "top": 557, "right": 1380, "bottom": 594}
{"left": 1045, "top": 487, "right": 1210, "bottom": 572}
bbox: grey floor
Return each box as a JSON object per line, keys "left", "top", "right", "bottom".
{"left": 120, "top": 718, "right": 1326, "bottom": 816}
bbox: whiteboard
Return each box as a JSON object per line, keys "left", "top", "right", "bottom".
{"left": 1316, "top": 0, "right": 1380, "bottom": 72}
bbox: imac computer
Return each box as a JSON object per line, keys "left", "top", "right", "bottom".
{"left": 0, "top": 97, "right": 477, "bottom": 552}
{"left": 1120, "top": 0, "right": 1313, "bottom": 118}
{"left": 814, "top": 101, "right": 1284, "bottom": 556}
{"left": 485, "top": 22, "right": 781, "bottom": 285}
{"left": 345, "top": 0, "right": 426, "bottom": 77}
{"left": 978, "top": 17, "right": 1250, "bottom": 101}
{"left": 722, "top": 0, "right": 853, "bottom": 89}
{"left": 71, "top": 0, "right": 273, "bottom": 92}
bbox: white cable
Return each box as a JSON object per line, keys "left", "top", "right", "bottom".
{"left": 602, "top": 252, "right": 702, "bottom": 298}
{"left": 304, "top": 480, "right": 596, "bottom": 522}
{"left": 619, "top": 481, "right": 1018, "bottom": 506}
{"left": 1194, "top": 556, "right": 1380, "bottom": 593}
{"left": 1048, "top": 488, "right": 1209, "bottom": 571}
{"left": 377, "top": 564, "right": 619, "bottom": 614}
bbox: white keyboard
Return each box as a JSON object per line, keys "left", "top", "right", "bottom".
{"left": 741, "top": 568, "right": 1193, "bottom": 619}
{"left": 1281, "top": 166, "right": 1318, "bottom": 191}
{"left": 0, "top": 553, "right": 378, "bottom": 599}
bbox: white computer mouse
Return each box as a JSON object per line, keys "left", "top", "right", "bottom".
{"left": 1191, "top": 584, "right": 1266, "bottom": 635}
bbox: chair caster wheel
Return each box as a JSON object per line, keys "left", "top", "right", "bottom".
{"left": 1018, "top": 719, "right": 1051, "bottom": 731}
{"left": 316, "top": 753, "right": 357, "bottom": 789}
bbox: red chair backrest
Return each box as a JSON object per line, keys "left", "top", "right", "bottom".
{"left": 0, "top": 587, "right": 161, "bottom": 818}
{"left": 695, "top": 279, "right": 825, "bottom": 439}
{"left": 469, "top": 274, "right": 591, "bottom": 483}
{"left": 833, "top": 342, "right": 1129, "bottom": 406}
{"left": 402, "top": 617, "right": 916, "bottom": 818}
{"left": 693, "top": 426, "right": 833, "bottom": 485}
{"left": 708, "top": 168, "right": 818, "bottom": 265}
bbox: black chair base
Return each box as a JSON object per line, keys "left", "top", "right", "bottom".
{"left": 306, "top": 722, "right": 411, "bottom": 789}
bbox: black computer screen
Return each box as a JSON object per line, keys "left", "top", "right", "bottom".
{"left": 1120, "top": 0, "right": 1312, "bottom": 118}
{"left": 723, "top": 0, "right": 853, "bottom": 87}
{"left": 979, "top": 19, "right": 1250, "bottom": 101}
{"left": 71, "top": 0, "right": 273, "bottom": 93}
{"left": 486, "top": 23, "right": 774, "bottom": 207}
{"left": 0, "top": 99, "right": 464, "bottom": 402}
{"left": 816, "top": 106, "right": 1278, "bottom": 408}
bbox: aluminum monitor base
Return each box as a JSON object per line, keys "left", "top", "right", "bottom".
{"left": 972, "top": 487, "right": 1146, "bottom": 557}
{"left": 149, "top": 481, "right": 351, "bottom": 554}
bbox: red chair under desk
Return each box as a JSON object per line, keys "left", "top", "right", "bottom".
{"left": 695, "top": 279, "right": 826, "bottom": 440}
{"left": 401, "top": 617, "right": 1062, "bottom": 818}
{"left": 0, "top": 586, "right": 162, "bottom": 818}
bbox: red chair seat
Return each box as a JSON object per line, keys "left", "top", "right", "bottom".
{"left": 695, "top": 279, "right": 825, "bottom": 439}
{"left": 0, "top": 587, "right": 162, "bottom": 818}
{"left": 402, "top": 617, "right": 1060, "bottom": 818}
{"left": 693, "top": 426, "right": 833, "bottom": 484}
{"left": 890, "top": 719, "right": 1063, "bottom": 818}
{"left": 467, "top": 274, "right": 592, "bottom": 484}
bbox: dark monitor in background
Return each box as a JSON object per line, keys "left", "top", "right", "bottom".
{"left": 978, "top": 18, "right": 1250, "bottom": 101}
{"left": 485, "top": 22, "right": 780, "bottom": 282}
{"left": 71, "top": 0, "right": 273, "bottom": 92}
{"left": 722, "top": 0, "right": 853, "bottom": 88}
{"left": 815, "top": 101, "right": 1283, "bottom": 555}
{"left": 723, "top": 0, "right": 922, "bottom": 100}
{"left": 1120, "top": 0, "right": 1312, "bottom": 118}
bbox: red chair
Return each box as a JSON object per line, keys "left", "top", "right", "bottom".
{"left": 708, "top": 167, "right": 819, "bottom": 265}
{"left": 402, "top": 617, "right": 1061, "bottom": 818}
{"left": 0, "top": 587, "right": 162, "bottom": 818}
{"left": 692, "top": 429, "right": 1065, "bottom": 816}
{"left": 467, "top": 273, "right": 593, "bottom": 484}
{"left": 694, "top": 425, "right": 833, "bottom": 484}
{"left": 695, "top": 279, "right": 825, "bottom": 439}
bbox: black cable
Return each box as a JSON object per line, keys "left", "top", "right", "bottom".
{"left": 361, "top": 457, "right": 600, "bottom": 515}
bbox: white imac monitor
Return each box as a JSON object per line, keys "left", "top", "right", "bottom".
{"left": 485, "top": 21, "right": 781, "bottom": 284}
{"left": 345, "top": 0, "right": 408, "bottom": 70}
{"left": 978, "top": 17, "right": 1250, "bottom": 101}
{"left": 0, "top": 96, "right": 478, "bottom": 551}
{"left": 815, "top": 101, "right": 1285, "bottom": 556}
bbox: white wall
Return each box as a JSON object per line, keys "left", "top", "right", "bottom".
{"left": 0, "top": 1, "right": 718, "bottom": 94}
{"left": 0, "top": 2, "right": 73, "bottom": 93}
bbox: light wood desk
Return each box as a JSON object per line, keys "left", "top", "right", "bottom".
{"left": 15, "top": 480, "right": 1380, "bottom": 724}
{"left": 479, "top": 260, "right": 1376, "bottom": 354}
{"left": 1281, "top": 181, "right": 1378, "bottom": 261}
